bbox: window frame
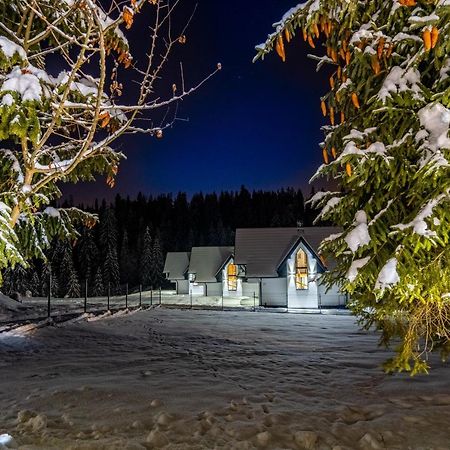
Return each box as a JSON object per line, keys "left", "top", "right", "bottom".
{"left": 295, "top": 248, "right": 309, "bottom": 290}
{"left": 227, "top": 263, "right": 238, "bottom": 292}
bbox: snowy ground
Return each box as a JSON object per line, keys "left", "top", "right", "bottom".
{"left": 0, "top": 309, "right": 449, "bottom": 449}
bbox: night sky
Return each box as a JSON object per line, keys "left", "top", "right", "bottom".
{"left": 64, "top": 0, "right": 330, "bottom": 204}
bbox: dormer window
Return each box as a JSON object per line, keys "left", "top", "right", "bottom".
{"left": 227, "top": 263, "right": 238, "bottom": 291}
{"left": 295, "top": 249, "right": 308, "bottom": 290}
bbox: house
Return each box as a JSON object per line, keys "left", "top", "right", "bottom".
{"left": 163, "top": 252, "right": 190, "bottom": 294}
{"left": 234, "top": 227, "right": 346, "bottom": 309}
{"left": 188, "top": 246, "right": 235, "bottom": 296}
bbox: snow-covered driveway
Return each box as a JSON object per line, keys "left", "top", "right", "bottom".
{"left": 0, "top": 309, "right": 449, "bottom": 449}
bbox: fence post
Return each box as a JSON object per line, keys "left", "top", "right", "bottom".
{"left": 253, "top": 292, "right": 256, "bottom": 312}
{"left": 159, "top": 287, "right": 162, "bottom": 305}
{"left": 47, "top": 270, "right": 51, "bottom": 319}
{"left": 125, "top": 283, "right": 128, "bottom": 309}
{"left": 150, "top": 287, "right": 153, "bottom": 306}
{"left": 139, "top": 284, "right": 142, "bottom": 308}
{"left": 84, "top": 279, "right": 88, "bottom": 314}
{"left": 222, "top": 292, "right": 224, "bottom": 311}
{"left": 190, "top": 290, "right": 193, "bottom": 309}
{"left": 107, "top": 282, "right": 110, "bottom": 311}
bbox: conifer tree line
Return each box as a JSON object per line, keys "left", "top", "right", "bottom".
{"left": 1, "top": 186, "right": 315, "bottom": 298}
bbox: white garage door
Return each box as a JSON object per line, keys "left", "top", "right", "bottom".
{"left": 261, "top": 278, "right": 287, "bottom": 307}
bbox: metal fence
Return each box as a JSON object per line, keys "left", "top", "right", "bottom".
{"left": 1, "top": 277, "right": 349, "bottom": 328}
{"left": 7, "top": 281, "right": 261, "bottom": 324}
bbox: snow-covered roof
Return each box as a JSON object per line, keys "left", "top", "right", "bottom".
{"left": 163, "top": 252, "right": 190, "bottom": 280}
{"left": 188, "top": 247, "right": 234, "bottom": 283}
{"left": 234, "top": 227, "right": 341, "bottom": 277}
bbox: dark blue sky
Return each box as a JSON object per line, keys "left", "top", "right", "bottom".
{"left": 65, "top": 1, "right": 329, "bottom": 203}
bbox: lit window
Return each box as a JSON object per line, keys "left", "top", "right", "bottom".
{"left": 227, "top": 263, "right": 238, "bottom": 291}
{"left": 295, "top": 249, "right": 308, "bottom": 290}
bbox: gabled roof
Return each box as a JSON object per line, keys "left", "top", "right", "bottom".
{"left": 163, "top": 252, "right": 190, "bottom": 280}
{"left": 234, "top": 227, "right": 341, "bottom": 277}
{"left": 188, "top": 246, "right": 234, "bottom": 283}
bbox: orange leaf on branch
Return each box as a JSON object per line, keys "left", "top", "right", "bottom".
{"left": 371, "top": 55, "right": 381, "bottom": 75}
{"left": 285, "top": 28, "right": 292, "bottom": 43}
{"left": 377, "top": 38, "right": 385, "bottom": 59}
{"left": 351, "top": 92, "right": 360, "bottom": 109}
{"left": 331, "top": 48, "right": 338, "bottom": 62}
{"left": 329, "top": 75, "right": 335, "bottom": 89}
{"left": 423, "top": 28, "right": 432, "bottom": 51}
{"left": 98, "top": 111, "right": 111, "bottom": 128}
{"left": 122, "top": 6, "right": 134, "bottom": 29}
{"left": 329, "top": 107, "right": 335, "bottom": 126}
{"left": 275, "top": 35, "right": 286, "bottom": 62}
{"left": 345, "top": 50, "right": 351, "bottom": 65}
{"left": 346, "top": 163, "right": 352, "bottom": 177}
{"left": 312, "top": 23, "right": 320, "bottom": 39}
{"left": 431, "top": 27, "right": 439, "bottom": 48}
{"left": 106, "top": 176, "right": 116, "bottom": 188}
{"left": 321, "top": 100, "right": 327, "bottom": 117}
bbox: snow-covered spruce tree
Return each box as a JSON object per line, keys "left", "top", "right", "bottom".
{"left": 140, "top": 226, "right": 152, "bottom": 288}
{"left": 59, "top": 242, "right": 80, "bottom": 298}
{"left": 28, "top": 268, "right": 40, "bottom": 297}
{"left": 66, "top": 265, "right": 81, "bottom": 298}
{"left": 255, "top": 0, "right": 450, "bottom": 374}
{"left": 77, "top": 227, "right": 98, "bottom": 284}
{"left": 92, "top": 266, "right": 104, "bottom": 297}
{"left": 0, "top": 0, "right": 219, "bottom": 283}
{"left": 41, "top": 262, "right": 59, "bottom": 297}
{"left": 2, "top": 264, "right": 27, "bottom": 295}
{"left": 119, "top": 230, "right": 133, "bottom": 284}
{"left": 100, "top": 208, "right": 119, "bottom": 292}
{"left": 150, "top": 233, "right": 164, "bottom": 288}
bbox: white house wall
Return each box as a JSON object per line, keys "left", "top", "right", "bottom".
{"left": 242, "top": 281, "right": 259, "bottom": 299}
{"left": 318, "top": 276, "right": 347, "bottom": 307}
{"left": 190, "top": 283, "right": 205, "bottom": 296}
{"left": 206, "top": 282, "right": 222, "bottom": 296}
{"left": 176, "top": 280, "right": 189, "bottom": 295}
{"left": 286, "top": 242, "right": 319, "bottom": 309}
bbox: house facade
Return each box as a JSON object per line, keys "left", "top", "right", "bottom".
{"left": 163, "top": 227, "right": 346, "bottom": 309}
{"left": 187, "top": 246, "right": 235, "bottom": 296}
{"left": 234, "top": 227, "right": 345, "bottom": 308}
{"left": 163, "top": 252, "right": 190, "bottom": 294}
